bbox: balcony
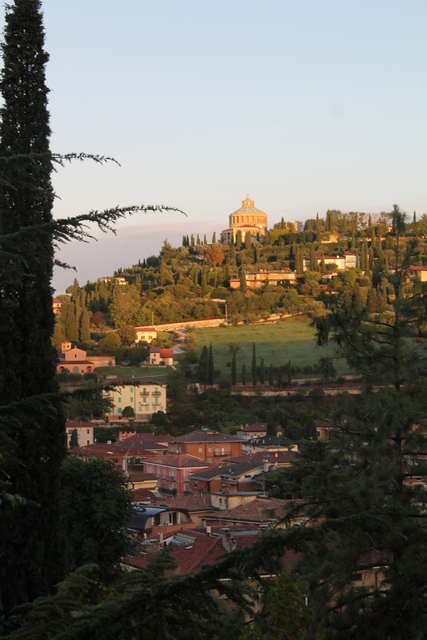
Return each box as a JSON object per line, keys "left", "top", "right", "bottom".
{"left": 214, "top": 450, "right": 232, "bottom": 457}
{"left": 152, "top": 390, "right": 162, "bottom": 397}
{"left": 140, "top": 391, "right": 149, "bottom": 397}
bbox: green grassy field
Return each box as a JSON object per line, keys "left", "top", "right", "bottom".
{"left": 193, "top": 316, "right": 348, "bottom": 381}
{"left": 95, "top": 366, "right": 173, "bottom": 381}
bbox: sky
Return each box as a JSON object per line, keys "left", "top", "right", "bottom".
{"left": 2, "top": 1, "right": 427, "bottom": 293}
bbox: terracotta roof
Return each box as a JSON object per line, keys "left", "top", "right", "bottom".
{"left": 66, "top": 421, "right": 94, "bottom": 429}
{"left": 122, "top": 527, "right": 299, "bottom": 575}
{"left": 206, "top": 498, "right": 290, "bottom": 524}
{"left": 226, "top": 451, "right": 296, "bottom": 466}
{"left": 172, "top": 430, "right": 240, "bottom": 444}
{"left": 103, "top": 378, "right": 166, "bottom": 387}
{"left": 159, "top": 348, "right": 173, "bottom": 358}
{"left": 119, "top": 433, "right": 174, "bottom": 444}
{"left": 129, "top": 472, "right": 158, "bottom": 482}
{"left": 240, "top": 423, "right": 267, "bottom": 433}
{"left": 152, "top": 494, "right": 213, "bottom": 511}
{"left": 146, "top": 454, "right": 211, "bottom": 469}
{"left": 135, "top": 327, "right": 156, "bottom": 331}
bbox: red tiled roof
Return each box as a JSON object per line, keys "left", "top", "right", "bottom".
{"left": 122, "top": 527, "right": 299, "bottom": 575}
{"left": 152, "top": 494, "right": 213, "bottom": 511}
{"left": 159, "top": 348, "right": 173, "bottom": 358}
{"left": 240, "top": 423, "right": 267, "bottom": 432}
{"left": 66, "top": 421, "right": 94, "bottom": 429}
{"left": 226, "top": 451, "right": 295, "bottom": 466}
{"left": 172, "top": 430, "right": 240, "bottom": 444}
{"left": 129, "top": 473, "right": 158, "bottom": 482}
{"left": 146, "top": 454, "right": 211, "bottom": 469}
{"left": 135, "top": 327, "right": 156, "bottom": 331}
{"left": 207, "top": 498, "right": 290, "bottom": 524}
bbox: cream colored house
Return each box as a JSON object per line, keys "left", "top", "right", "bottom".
{"left": 66, "top": 421, "right": 94, "bottom": 448}
{"left": 104, "top": 378, "right": 167, "bottom": 422}
{"left": 135, "top": 326, "right": 157, "bottom": 344}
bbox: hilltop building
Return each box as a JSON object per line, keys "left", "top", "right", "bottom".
{"left": 222, "top": 194, "right": 268, "bottom": 244}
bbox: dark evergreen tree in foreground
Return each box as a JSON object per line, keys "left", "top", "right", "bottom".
{"left": 0, "top": 0, "right": 67, "bottom": 612}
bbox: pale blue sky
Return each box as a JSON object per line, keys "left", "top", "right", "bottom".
{"left": 2, "top": 1, "right": 427, "bottom": 292}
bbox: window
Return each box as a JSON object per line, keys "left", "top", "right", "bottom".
{"left": 130, "top": 387, "right": 133, "bottom": 393}
{"left": 118, "top": 397, "right": 121, "bottom": 403}
{"left": 118, "top": 408, "right": 122, "bottom": 414}
{"left": 87, "top": 440, "right": 90, "bottom": 445}
{"left": 87, "top": 429, "right": 90, "bottom": 434}
{"left": 130, "top": 397, "right": 133, "bottom": 403}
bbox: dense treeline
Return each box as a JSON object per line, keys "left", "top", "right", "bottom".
{"left": 53, "top": 207, "right": 427, "bottom": 354}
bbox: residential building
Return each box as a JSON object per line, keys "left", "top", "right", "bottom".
{"left": 66, "top": 420, "right": 94, "bottom": 448}
{"left": 168, "top": 429, "right": 242, "bottom": 463}
{"left": 302, "top": 251, "right": 358, "bottom": 272}
{"left": 202, "top": 496, "right": 294, "bottom": 528}
{"left": 410, "top": 266, "right": 427, "bottom": 282}
{"left": 57, "top": 346, "right": 95, "bottom": 374}
{"left": 149, "top": 347, "right": 174, "bottom": 365}
{"left": 103, "top": 378, "right": 167, "bottom": 421}
{"left": 143, "top": 454, "right": 212, "bottom": 496}
{"left": 237, "top": 423, "right": 268, "bottom": 440}
{"left": 221, "top": 194, "right": 268, "bottom": 244}
{"left": 190, "top": 461, "right": 267, "bottom": 495}
{"left": 135, "top": 326, "right": 157, "bottom": 344}
{"left": 229, "top": 270, "right": 296, "bottom": 290}
{"left": 52, "top": 298, "right": 63, "bottom": 315}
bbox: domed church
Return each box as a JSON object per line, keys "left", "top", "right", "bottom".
{"left": 222, "top": 194, "right": 268, "bottom": 244}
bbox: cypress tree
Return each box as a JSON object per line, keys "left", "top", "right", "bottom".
{"left": 212, "top": 231, "right": 216, "bottom": 244}
{"left": 260, "top": 357, "right": 265, "bottom": 385}
{"left": 80, "top": 308, "right": 91, "bottom": 344}
{"left": 231, "top": 353, "right": 237, "bottom": 386}
{"left": 196, "top": 233, "right": 200, "bottom": 245}
{"left": 245, "top": 231, "right": 251, "bottom": 250}
{"left": 240, "top": 268, "right": 247, "bottom": 293}
{"left": 316, "top": 212, "right": 321, "bottom": 241}
{"left": 287, "top": 359, "right": 292, "bottom": 385}
{"left": 0, "top": 0, "right": 67, "bottom": 612}
{"left": 268, "top": 364, "right": 274, "bottom": 386}
{"left": 251, "top": 343, "right": 257, "bottom": 386}
{"left": 208, "top": 343, "right": 214, "bottom": 385}
{"left": 242, "top": 362, "right": 246, "bottom": 386}
{"left": 198, "top": 346, "right": 209, "bottom": 386}
{"left": 236, "top": 230, "right": 242, "bottom": 251}
{"left": 310, "top": 244, "right": 317, "bottom": 272}
{"left": 203, "top": 233, "right": 207, "bottom": 245}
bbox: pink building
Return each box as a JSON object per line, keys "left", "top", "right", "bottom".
{"left": 57, "top": 346, "right": 95, "bottom": 374}
{"left": 143, "top": 454, "right": 213, "bottom": 496}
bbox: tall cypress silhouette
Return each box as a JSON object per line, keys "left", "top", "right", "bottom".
{"left": 0, "top": 0, "right": 67, "bottom": 612}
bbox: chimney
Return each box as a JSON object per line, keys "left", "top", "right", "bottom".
{"left": 206, "top": 525, "right": 211, "bottom": 537}
{"left": 221, "top": 528, "right": 236, "bottom": 552}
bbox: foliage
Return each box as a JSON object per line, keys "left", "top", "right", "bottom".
{"left": 121, "top": 406, "right": 135, "bottom": 420}
{"left": 60, "top": 458, "right": 134, "bottom": 580}
{"left": 269, "top": 207, "right": 427, "bottom": 637}
{"left": 97, "top": 332, "right": 121, "bottom": 356}
{"left": 0, "top": 0, "right": 67, "bottom": 613}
